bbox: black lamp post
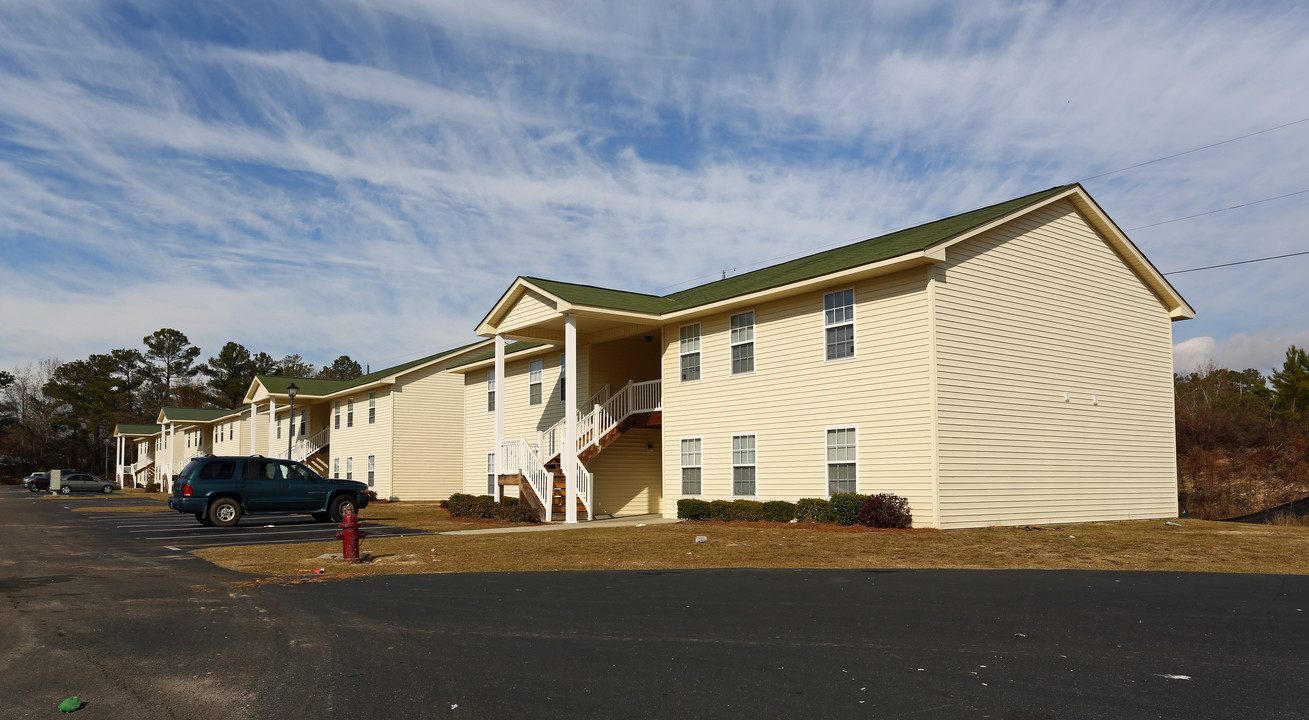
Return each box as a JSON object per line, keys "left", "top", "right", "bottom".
{"left": 286, "top": 383, "right": 299, "bottom": 459}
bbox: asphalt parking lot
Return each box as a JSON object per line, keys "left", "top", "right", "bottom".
{"left": 16, "top": 488, "right": 432, "bottom": 549}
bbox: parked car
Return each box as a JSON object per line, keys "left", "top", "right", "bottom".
{"left": 32, "top": 472, "right": 114, "bottom": 494}
{"left": 167, "top": 456, "right": 370, "bottom": 527}
{"left": 25, "top": 469, "right": 81, "bottom": 492}
{"left": 20, "top": 472, "right": 45, "bottom": 489}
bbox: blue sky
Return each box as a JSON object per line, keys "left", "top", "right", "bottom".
{"left": 2, "top": 0, "right": 1308, "bottom": 376}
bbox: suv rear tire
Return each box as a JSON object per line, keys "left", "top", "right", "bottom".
{"left": 329, "top": 494, "right": 357, "bottom": 523}
{"left": 209, "top": 498, "right": 242, "bottom": 527}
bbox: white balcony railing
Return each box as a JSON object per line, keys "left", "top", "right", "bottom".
{"left": 278, "top": 427, "right": 330, "bottom": 462}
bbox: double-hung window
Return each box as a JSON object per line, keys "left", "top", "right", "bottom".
{"left": 487, "top": 370, "right": 496, "bottom": 412}
{"left": 679, "top": 324, "right": 701, "bottom": 382}
{"left": 346, "top": 398, "right": 354, "bottom": 428}
{"left": 299, "top": 409, "right": 306, "bottom": 436}
{"left": 826, "top": 427, "right": 857, "bottom": 495}
{"left": 334, "top": 401, "right": 340, "bottom": 429}
{"left": 730, "top": 311, "right": 755, "bottom": 375}
{"left": 824, "top": 289, "right": 855, "bottom": 360}
{"left": 529, "top": 360, "right": 543, "bottom": 406}
{"left": 680, "top": 438, "right": 702, "bottom": 495}
{"left": 346, "top": 457, "right": 353, "bottom": 481}
{"left": 333, "top": 457, "right": 340, "bottom": 478}
{"left": 732, "top": 434, "right": 757, "bottom": 496}
{"left": 486, "top": 453, "right": 496, "bottom": 495}
{"left": 367, "top": 455, "right": 375, "bottom": 487}
{"left": 559, "top": 354, "right": 566, "bottom": 401}
{"left": 368, "top": 392, "right": 377, "bottom": 424}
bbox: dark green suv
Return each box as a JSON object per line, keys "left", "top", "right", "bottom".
{"left": 167, "top": 456, "right": 370, "bottom": 527}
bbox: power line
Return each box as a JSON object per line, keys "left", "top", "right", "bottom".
{"left": 1079, "top": 115, "right": 1309, "bottom": 182}
{"left": 1163, "top": 250, "right": 1309, "bottom": 276}
{"left": 1125, "top": 188, "right": 1309, "bottom": 231}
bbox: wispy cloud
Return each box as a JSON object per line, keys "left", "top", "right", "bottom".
{"left": 1, "top": 0, "right": 1307, "bottom": 375}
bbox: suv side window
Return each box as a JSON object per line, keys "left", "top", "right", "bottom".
{"left": 198, "top": 461, "right": 238, "bottom": 480}
{"left": 284, "top": 463, "right": 315, "bottom": 481}
{"left": 242, "top": 461, "right": 283, "bottom": 481}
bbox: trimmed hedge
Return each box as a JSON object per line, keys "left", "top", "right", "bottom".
{"left": 856, "top": 493, "right": 913, "bottom": 528}
{"left": 762, "top": 500, "right": 797, "bottom": 522}
{"left": 829, "top": 493, "right": 868, "bottom": 526}
{"left": 795, "top": 497, "right": 832, "bottom": 523}
{"left": 447, "top": 493, "right": 541, "bottom": 523}
{"left": 677, "top": 498, "right": 711, "bottom": 520}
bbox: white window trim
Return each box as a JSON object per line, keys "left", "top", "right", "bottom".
{"left": 346, "top": 456, "right": 353, "bottom": 481}
{"left": 679, "top": 322, "right": 702, "bottom": 384}
{"left": 299, "top": 408, "right": 307, "bottom": 436}
{"left": 730, "top": 432, "right": 758, "bottom": 498}
{"left": 346, "top": 398, "right": 354, "bottom": 428}
{"left": 333, "top": 457, "right": 340, "bottom": 478}
{"left": 825, "top": 425, "right": 859, "bottom": 497}
{"left": 729, "top": 309, "right": 756, "bottom": 376}
{"left": 368, "top": 392, "right": 377, "bottom": 424}
{"left": 367, "top": 454, "right": 375, "bottom": 487}
{"left": 823, "top": 287, "right": 857, "bottom": 363}
{"left": 486, "top": 452, "right": 496, "bottom": 495}
{"left": 487, "top": 370, "right": 496, "bottom": 413}
{"left": 559, "top": 354, "right": 566, "bottom": 402}
{"left": 679, "top": 436, "right": 703, "bottom": 497}
{"left": 334, "top": 401, "right": 341, "bottom": 429}
{"left": 528, "top": 359, "right": 543, "bottom": 406}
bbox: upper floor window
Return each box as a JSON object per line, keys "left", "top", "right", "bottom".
{"left": 730, "top": 311, "right": 755, "bottom": 375}
{"left": 559, "top": 354, "right": 566, "bottom": 401}
{"left": 529, "top": 360, "right": 543, "bottom": 406}
{"left": 824, "top": 289, "right": 855, "bottom": 360}
{"left": 679, "top": 324, "right": 701, "bottom": 382}
{"left": 346, "top": 398, "right": 354, "bottom": 428}
{"left": 368, "top": 392, "right": 377, "bottom": 424}
{"left": 487, "top": 370, "right": 496, "bottom": 412}
{"left": 299, "top": 409, "right": 307, "bottom": 436}
{"left": 334, "top": 401, "right": 341, "bottom": 429}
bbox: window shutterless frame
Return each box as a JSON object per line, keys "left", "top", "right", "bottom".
{"left": 346, "top": 456, "right": 353, "bottom": 481}
{"left": 486, "top": 370, "right": 496, "bottom": 412}
{"left": 559, "top": 354, "right": 566, "bottom": 401}
{"left": 679, "top": 437, "right": 702, "bottom": 495}
{"left": 367, "top": 454, "right": 375, "bottom": 487}
{"left": 679, "top": 323, "right": 701, "bottom": 383}
{"left": 346, "top": 398, "right": 354, "bottom": 428}
{"left": 731, "top": 433, "right": 757, "bottom": 497}
{"left": 334, "top": 401, "right": 340, "bottom": 429}
{"left": 823, "top": 288, "right": 856, "bottom": 361}
{"left": 528, "top": 360, "right": 543, "bottom": 406}
{"left": 825, "top": 426, "right": 858, "bottom": 496}
{"left": 486, "top": 453, "right": 496, "bottom": 495}
{"left": 368, "top": 392, "right": 377, "bottom": 424}
{"left": 730, "top": 310, "right": 755, "bottom": 375}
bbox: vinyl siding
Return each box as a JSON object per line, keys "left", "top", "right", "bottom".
{"left": 660, "top": 267, "right": 936, "bottom": 525}
{"left": 588, "top": 428, "right": 662, "bottom": 516}
{"left": 500, "top": 288, "right": 558, "bottom": 332}
{"left": 391, "top": 366, "right": 466, "bottom": 499}
{"left": 330, "top": 390, "right": 392, "bottom": 494}
{"left": 462, "top": 348, "right": 589, "bottom": 493}
{"left": 589, "top": 334, "right": 662, "bottom": 397}
{"left": 210, "top": 416, "right": 245, "bottom": 456}
{"left": 933, "top": 199, "right": 1178, "bottom": 529}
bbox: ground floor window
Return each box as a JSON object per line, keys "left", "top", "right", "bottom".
{"left": 680, "top": 438, "right": 702, "bottom": 495}
{"left": 367, "top": 455, "right": 375, "bottom": 487}
{"left": 346, "top": 457, "right": 353, "bottom": 481}
{"left": 732, "top": 434, "right": 756, "bottom": 496}
{"left": 486, "top": 453, "right": 496, "bottom": 495}
{"left": 333, "top": 458, "right": 340, "bottom": 478}
{"left": 826, "top": 427, "right": 857, "bottom": 495}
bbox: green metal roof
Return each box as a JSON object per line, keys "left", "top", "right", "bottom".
{"left": 255, "top": 339, "right": 491, "bottom": 397}
{"left": 115, "top": 424, "right": 161, "bottom": 436}
{"left": 521, "top": 185, "right": 1075, "bottom": 313}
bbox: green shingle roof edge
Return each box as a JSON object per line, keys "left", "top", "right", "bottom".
{"left": 158, "top": 407, "right": 240, "bottom": 422}
{"left": 115, "top": 424, "right": 162, "bottom": 435}
{"left": 447, "top": 341, "right": 549, "bottom": 369}
{"left": 255, "top": 338, "right": 492, "bottom": 397}
{"left": 521, "top": 184, "right": 1077, "bottom": 313}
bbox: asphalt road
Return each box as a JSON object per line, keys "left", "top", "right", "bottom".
{"left": 2, "top": 487, "right": 1307, "bottom": 719}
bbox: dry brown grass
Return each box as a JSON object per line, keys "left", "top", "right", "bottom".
{"left": 192, "top": 511, "right": 1309, "bottom": 578}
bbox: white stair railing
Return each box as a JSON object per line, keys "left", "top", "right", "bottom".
{"left": 576, "top": 379, "right": 662, "bottom": 454}
{"left": 280, "top": 427, "right": 330, "bottom": 462}
{"left": 574, "top": 459, "right": 592, "bottom": 514}
{"left": 538, "top": 384, "right": 610, "bottom": 462}
{"left": 499, "top": 438, "right": 553, "bottom": 522}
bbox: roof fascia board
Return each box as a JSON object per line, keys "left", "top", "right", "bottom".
{"left": 317, "top": 339, "right": 495, "bottom": 400}
{"left": 450, "top": 342, "right": 561, "bottom": 373}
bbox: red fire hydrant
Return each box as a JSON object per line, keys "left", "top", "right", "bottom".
{"left": 335, "top": 508, "right": 368, "bottom": 562}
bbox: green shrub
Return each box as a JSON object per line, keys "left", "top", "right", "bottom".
{"left": 677, "top": 498, "right": 711, "bottom": 520}
{"left": 762, "top": 500, "right": 797, "bottom": 522}
{"left": 447, "top": 493, "right": 540, "bottom": 522}
{"left": 829, "top": 493, "right": 868, "bottom": 526}
{"left": 708, "top": 499, "right": 735, "bottom": 521}
{"left": 857, "top": 493, "right": 913, "bottom": 529}
{"left": 144, "top": 481, "right": 160, "bottom": 493}
{"left": 795, "top": 497, "right": 832, "bottom": 523}
{"left": 730, "top": 500, "right": 766, "bottom": 521}
{"left": 495, "top": 501, "right": 541, "bottom": 523}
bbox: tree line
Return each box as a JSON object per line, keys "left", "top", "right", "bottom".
{"left": 1174, "top": 346, "right": 1309, "bottom": 518}
{"left": 0, "top": 328, "right": 365, "bottom": 477}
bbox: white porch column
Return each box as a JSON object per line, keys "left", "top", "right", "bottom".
{"left": 268, "top": 398, "right": 278, "bottom": 458}
{"left": 166, "top": 422, "right": 176, "bottom": 493}
{"left": 493, "top": 334, "right": 506, "bottom": 502}
{"left": 564, "top": 313, "right": 578, "bottom": 524}
{"left": 248, "top": 402, "right": 256, "bottom": 456}
{"left": 116, "top": 436, "right": 124, "bottom": 487}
